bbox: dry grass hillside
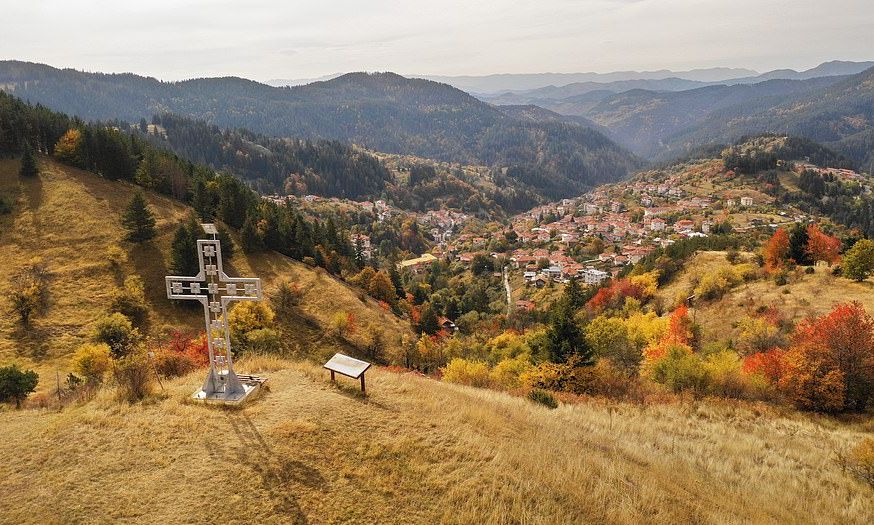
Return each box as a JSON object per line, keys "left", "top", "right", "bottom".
{"left": 0, "top": 157, "right": 409, "bottom": 389}
{"left": 656, "top": 250, "right": 874, "bottom": 343}
{"left": 0, "top": 358, "right": 871, "bottom": 524}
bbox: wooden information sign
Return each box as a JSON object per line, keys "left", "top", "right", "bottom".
{"left": 324, "top": 353, "right": 372, "bottom": 392}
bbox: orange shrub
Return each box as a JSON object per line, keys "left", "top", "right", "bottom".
{"left": 154, "top": 350, "right": 199, "bottom": 378}
{"left": 587, "top": 278, "right": 644, "bottom": 314}
{"left": 152, "top": 331, "right": 209, "bottom": 378}
{"left": 742, "top": 348, "right": 786, "bottom": 383}
{"left": 643, "top": 305, "right": 694, "bottom": 364}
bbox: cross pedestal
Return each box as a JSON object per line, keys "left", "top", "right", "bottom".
{"left": 165, "top": 224, "right": 265, "bottom": 404}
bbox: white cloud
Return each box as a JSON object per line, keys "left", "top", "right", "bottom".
{"left": 0, "top": 0, "right": 871, "bottom": 80}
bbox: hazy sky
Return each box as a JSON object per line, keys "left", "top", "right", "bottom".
{"left": 2, "top": 0, "right": 872, "bottom": 81}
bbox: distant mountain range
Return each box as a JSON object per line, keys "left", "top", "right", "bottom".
{"left": 265, "top": 73, "right": 342, "bottom": 87}
{"left": 262, "top": 61, "right": 874, "bottom": 96}
{"left": 666, "top": 68, "right": 874, "bottom": 170}
{"left": 581, "top": 76, "right": 850, "bottom": 157}
{"left": 479, "top": 61, "right": 874, "bottom": 104}
{"left": 264, "top": 67, "right": 755, "bottom": 93}
{"left": 420, "top": 68, "right": 758, "bottom": 94}
{"left": 0, "top": 61, "right": 641, "bottom": 199}
{"left": 2, "top": 59, "right": 872, "bottom": 194}
{"left": 483, "top": 62, "right": 874, "bottom": 171}
{"left": 419, "top": 61, "right": 873, "bottom": 95}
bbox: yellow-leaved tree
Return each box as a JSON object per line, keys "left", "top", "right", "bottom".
{"left": 54, "top": 128, "right": 84, "bottom": 167}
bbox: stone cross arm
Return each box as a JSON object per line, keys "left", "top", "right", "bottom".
{"left": 165, "top": 240, "right": 262, "bottom": 305}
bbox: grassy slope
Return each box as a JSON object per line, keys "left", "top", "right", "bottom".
{"left": 0, "top": 358, "right": 871, "bottom": 524}
{"left": 0, "top": 157, "right": 409, "bottom": 389}
{"left": 657, "top": 251, "right": 874, "bottom": 343}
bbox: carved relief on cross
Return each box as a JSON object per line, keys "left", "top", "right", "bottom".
{"left": 165, "top": 230, "right": 261, "bottom": 397}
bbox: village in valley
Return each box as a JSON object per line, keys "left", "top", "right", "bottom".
{"left": 381, "top": 152, "right": 864, "bottom": 311}
{"left": 3, "top": 4, "right": 874, "bottom": 518}
{"left": 259, "top": 146, "right": 871, "bottom": 321}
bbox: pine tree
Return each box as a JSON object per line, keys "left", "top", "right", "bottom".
{"left": 563, "top": 278, "right": 585, "bottom": 310}
{"left": 545, "top": 281, "right": 592, "bottom": 364}
{"left": 216, "top": 224, "right": 235, "bottom": 262}
{"left": 387, "top": 257, "right": 405, "bottom": 297}
{"left": 788, "top": 223, "right": 811, "bottom": 265}
{"left": 191, "top": 178, "right": 213, "bottom": 220}
{"left": 121, "top": 191, "right": 157, "bottom": 243}
{"left": 417, "top": 302, "right": 441, "bottom": 335}
{"left": 169, "top": 222, "right": 198, "bottom": 275}
{"left": 19, "top": 140, "right": 39, "bottom": 178}
{"left": 240, "top": 216, "right": 264, "bottom": 253}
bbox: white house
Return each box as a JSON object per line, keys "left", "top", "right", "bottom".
{"left": 582, "top": 267, "right": 608, "bottom": 285}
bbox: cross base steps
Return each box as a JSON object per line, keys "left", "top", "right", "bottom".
{"left": 191, "top": 376, "right": 267, "bottom": 405}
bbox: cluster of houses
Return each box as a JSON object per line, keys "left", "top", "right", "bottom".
{"left": 506, "top": 248, "right": 611, "bottom": 287}
{"left": 417, "top": 209, "right": 471, "bottom": 247}
{"left": 493, "top": 172, "right": 770, "bottom": 293}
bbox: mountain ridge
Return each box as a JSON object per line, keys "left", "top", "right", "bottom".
{"left": 0, "top": 62, "right": 642, "bottom": 199}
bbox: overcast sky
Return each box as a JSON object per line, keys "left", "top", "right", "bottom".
{"left": 1, "top": 0, "right": 872, "bottom": 81}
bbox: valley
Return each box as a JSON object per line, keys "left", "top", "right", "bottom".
{"left": 1, "top": 47, "right": 874, "bottom": 524}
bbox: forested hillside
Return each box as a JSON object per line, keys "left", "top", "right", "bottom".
{"left": 0, "top": 62, "right": 641, "bottom": 198}
{"left": 478, "top": 65, "right": 874, "bottom": 174}
{"left": 147, "top": 114, "right": 391, "bottom": 199}
{"left": 671, "top": 67, "right": 874, "bottom": 172}
{"left": 582, "top": 77, "right": 846, "bottom": 157}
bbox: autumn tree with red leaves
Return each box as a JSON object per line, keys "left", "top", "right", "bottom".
{"left": 763, "top": 227, "right": 790, "bottom": 272}
{"left": 742, "top": 348, "right": 786, "bottom": 383}
{"left": 805, "top": 224, "right": 841, "bottom": 266}
{"left": 780, "top": 302, "right": 874, "bottom": 412}
{"left": 586, "top": 278, "right": 644, "bottom": 314}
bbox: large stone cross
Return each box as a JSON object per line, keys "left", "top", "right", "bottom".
{"left": 165, "top": 224, "right": 261, "bottom": 400}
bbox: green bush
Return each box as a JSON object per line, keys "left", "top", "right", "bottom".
{"left": 270, "top": 279, "right": 303, "bottom": 315}
{"left": 774, "top": 270, "right": 789, "bottom": 286}
{"left": 843, "top": 239, "right": 874, "bottom": 281}
{"left": 243, "top": 328, "right": 283, "bottom": 354}
{"left": 0, "top": 364, "right": 39, "bottom": 408}
{"left": 693, "top": 264, "right": 756, "bottom": 301}
{"left": 527, "top": 388, "right": 558, "bottom": 409}
{"left": 0, "top": 195, "right": 12, "bottom": 215}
